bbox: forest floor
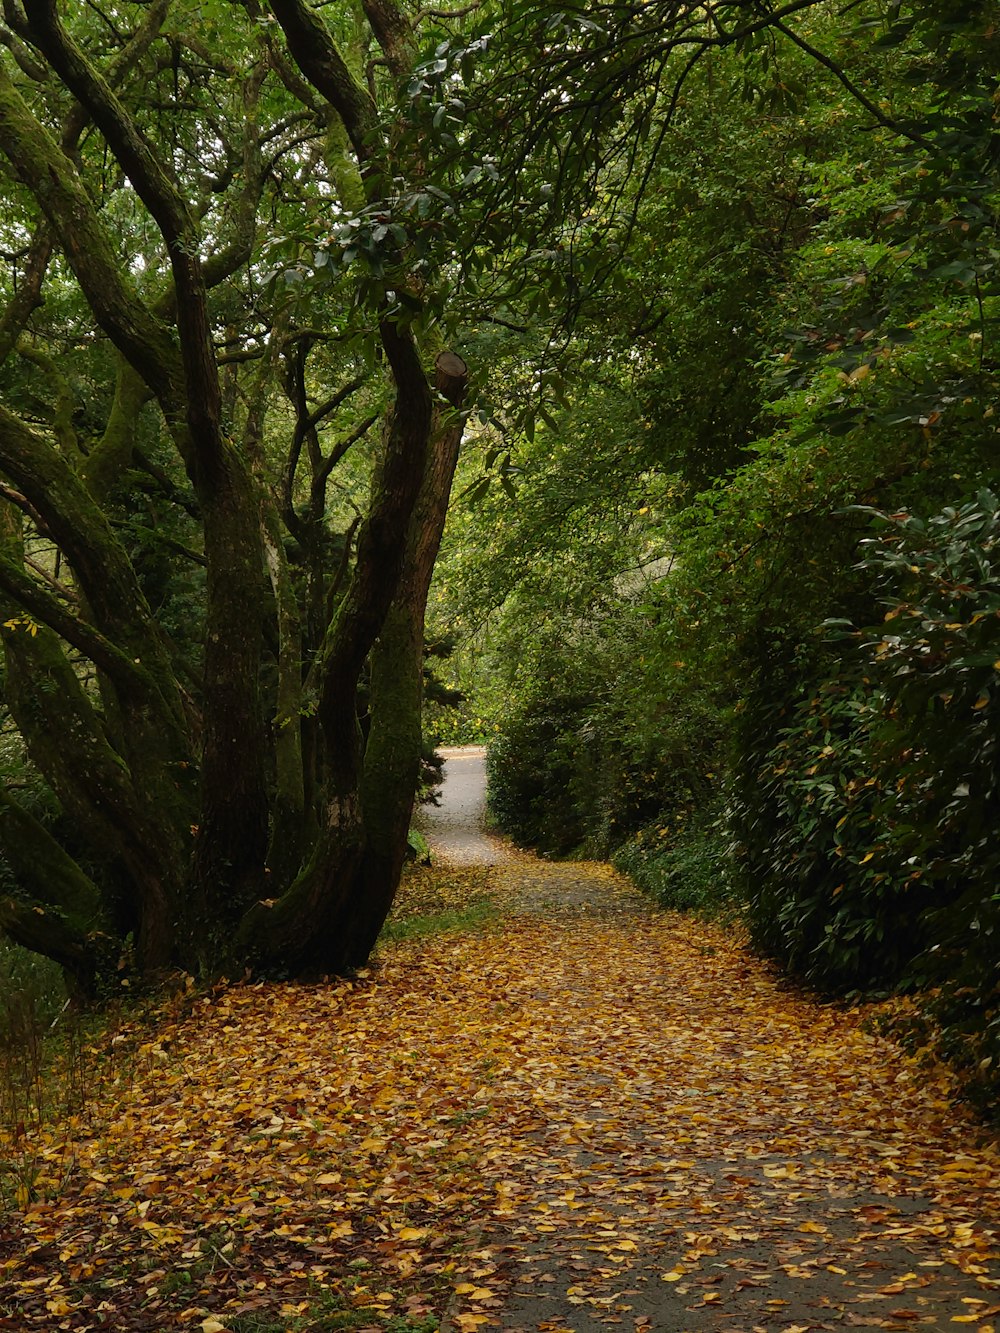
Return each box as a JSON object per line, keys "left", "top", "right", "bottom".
{"left": 1, "top": 750, "right": 999, "bottom": 1332}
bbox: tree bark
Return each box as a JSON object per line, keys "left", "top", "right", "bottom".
{"left": 237, "top": 322, "right": 436, "bottom": 972}
{"left": 12, "top": 6, "right": 272, "bottom": 949}
{"left": 346, "top": 350, "right": 469, "bottom": 964}
{"left": 0, "top": 789, "right": 111, "bottom": 995}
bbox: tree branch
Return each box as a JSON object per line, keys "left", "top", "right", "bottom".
{"left": 0, "top": 227, "right": 50, "bottom": 367}
{"left": 361, "top": 0, "right": 417, "bottom": 79}
{"left": 266, "top": 0, "right": 380, "bottom": 168}
{"left": 314, "top": 412, "right": 379, "bottom": 494}
{"left": 21, "top": 0, "right": 228, "bottom": 484}
{"left": 0, "top": 59, "right": 182, "bottom": 404}
{"left": 770, "top": 18, "right": 935, "bottom": 152}
{"left": 0, "top": 546, "right": 159, "bottom": 687}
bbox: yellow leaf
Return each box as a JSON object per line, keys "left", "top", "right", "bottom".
{"left": 454, "top": 1316, "right": 488, "bottom": 1332}
{"left": 398, "top": 1226, "right": 428, "bottom": 1241}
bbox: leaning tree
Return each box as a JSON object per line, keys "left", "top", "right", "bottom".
{"left": 0, "top": 0, "right": 472, "bottom": 990}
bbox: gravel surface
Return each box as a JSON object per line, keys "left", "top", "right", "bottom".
{"left": 418, "top": 746, "right": 513, "bottom": 866}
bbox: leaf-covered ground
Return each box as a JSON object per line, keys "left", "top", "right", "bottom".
{"left": 1, "top": 854, "right": 998, "bottom": 1333}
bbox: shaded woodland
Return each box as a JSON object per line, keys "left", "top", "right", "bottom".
{"left": 0, "top": 0, "right": 995, "bottom": 1102}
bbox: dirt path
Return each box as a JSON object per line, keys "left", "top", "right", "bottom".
{"left": 424, "top": 749, "right": 1000, "bottom": 1333}
{"left": 3, "top": 754, "right": 998, "bottom": 1333}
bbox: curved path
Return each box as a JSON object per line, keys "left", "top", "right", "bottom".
{"left": 425, "top": 749, "right": 1000, "bottom": 1333}
{"left": 418, "top": 747, "right": 512, "bottom": 866}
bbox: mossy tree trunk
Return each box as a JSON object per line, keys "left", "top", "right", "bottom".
{"left": 347, "top": 352, "right": 469, "bottom": 966}
{"left": 0, "top": 0, "right": 474, "bottom": 986}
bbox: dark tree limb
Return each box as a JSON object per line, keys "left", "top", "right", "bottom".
{"left": 0, "top": 228, "right": 50, "bottom": 367}
{"left": 0, "top": 58, "right": 183, "bottom": 407}
{"left": 267, "top": 0, "right": 380, "bottom": 168}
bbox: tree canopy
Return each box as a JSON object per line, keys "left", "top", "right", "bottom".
{"left": 429, "top": 0, "right": 1000, "bottom": 1103}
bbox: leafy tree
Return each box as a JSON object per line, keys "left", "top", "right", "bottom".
{"left": 447, "top": 0, "right": 1000, "bottom": 1057}
{"left": 0, "top": 0, "right": 471, "bottom": 990}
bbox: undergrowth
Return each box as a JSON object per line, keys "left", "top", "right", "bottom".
{"left": 378, "top": 900, "right": 497, "bottom": 943}
{"left": 0, "top": 937, "right": 166, "bottom": 1213}
{"left": 612, "top": 799, "right": 737, "bottom": 918}
{"left": 869, "top": 986, "right": 1000, "bottom": 1124}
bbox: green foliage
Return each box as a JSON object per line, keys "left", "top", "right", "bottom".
{"left": 734, "top": 673, "right": 928, "bottom": 989}
{"left": 613, "top": 798, "right": 736, "bottom": 917}
{"left": 735, "top": 491, "right": 1000, "bottom": 1010}
{"left": 405, "top": 829, "right": 431, "bottom": 865}
{"left": 486, "top": 693, "right": 593, "bottom": 856}
{"left": 854, "top": 493, "right": 1000, "bottom": 995}
{"left": 0, "top": 936, "right": 66, "bottom": 1040}
{"left": 482, "top": 595, "right": 726, "bottom": 862}
{"left": 435, "top": 0, "right": 1000, "bottom": 1108}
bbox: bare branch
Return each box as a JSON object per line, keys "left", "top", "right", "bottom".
{"left": 314, "top": 412, "right": 379, "bottom": 492}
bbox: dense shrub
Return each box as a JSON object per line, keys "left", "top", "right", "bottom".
{"left": 733, "top": 493, "right": 1000, "bottom": 1105}
{"left": 486, "top": 694, "right": 593, "bottom": 855}
{"left": 734, "top": 674, "right": 933, "bottom": 989}
{"left": 613, "top": 796, "right": 736, "bottom": 915}
{"left": 0, "top": 938, "right": 66, "bottom": 1041}
{"left": 852, "top": 492, "right": 1000, "bottom": 997}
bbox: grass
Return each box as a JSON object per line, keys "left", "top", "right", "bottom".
{"left": 379, "top": 861, "right": 498, "bottom": 945}
{"left": 228, "top": 1315, "right": 438, "bottom": 1333}
{"left": 222, "top": 1315, "right": 438, "bottom": 1333}
{"left": 378, "top": 899, "right": 497, "bottom": 944}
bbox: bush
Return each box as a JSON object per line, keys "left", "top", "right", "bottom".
{"left": 852, "top": 491, "right": 1000, "bottom": 997}
{"left": 734, "top": 673, "right": 932, "bottom": 990}
{"left": 0, "top": 939, "right": 67, "bottom": 1039}
{"left": 873, "top": 986, "right": 1000, "bottom": 1122}
{"left": 732, "top": 491, "right": 1000, "bottom": 1111}
{"left": 613, "top": 796, "right": 736, "bottom": 916}
{"left": 486, "top": 694, "right": 593, "bottom": 855}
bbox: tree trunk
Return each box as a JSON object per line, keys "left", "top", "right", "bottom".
{"left": 346, "top": 351, "right": 469, "bottom": 964}
{"left": 236, "top": 323, "right": 435, "bottom": 973}
{"left": 0, "top": 789, "right": 111, "bottom": 996}
{"left": 0, "top": 504, "right": 190, "bottom": 971}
